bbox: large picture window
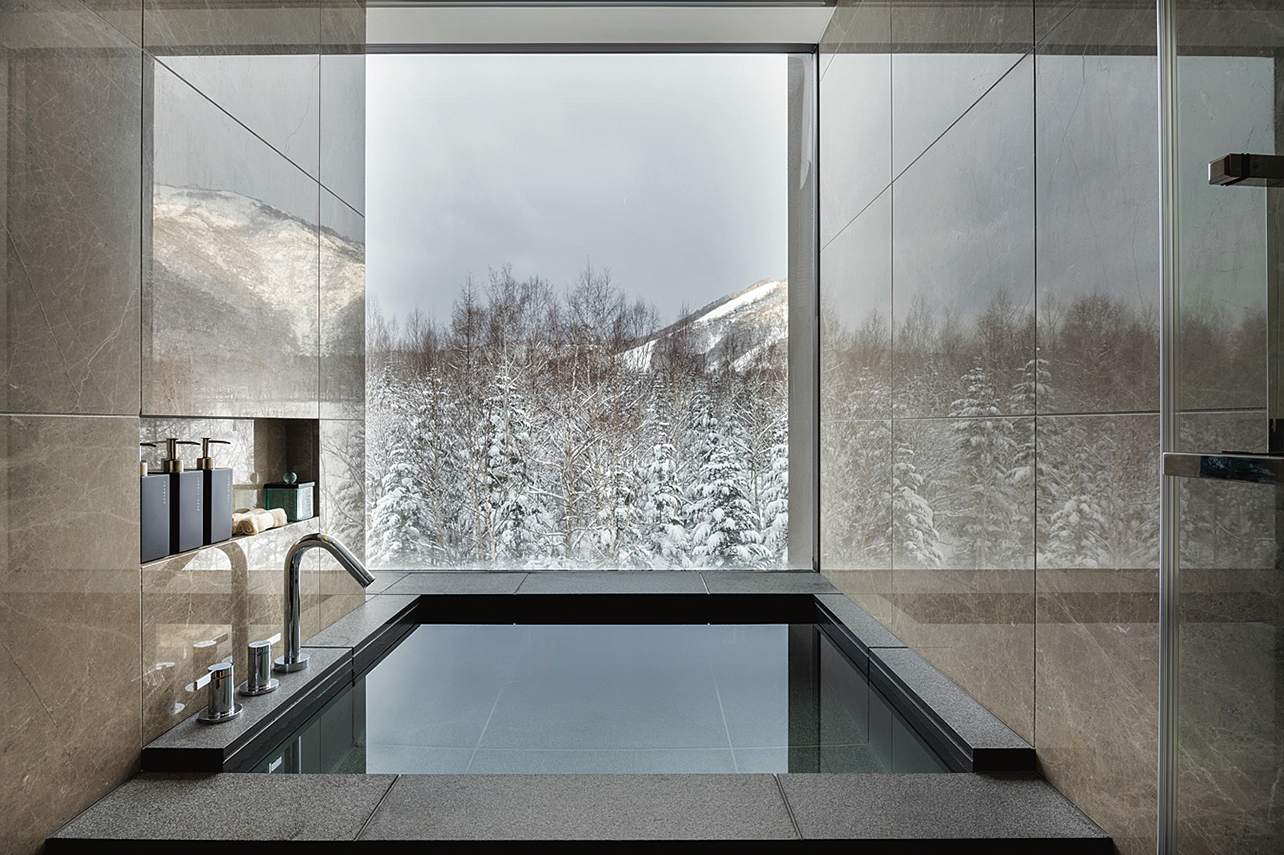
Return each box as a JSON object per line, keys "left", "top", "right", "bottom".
{"left": 365, "top": 53, "right": 794, "bottom": 569}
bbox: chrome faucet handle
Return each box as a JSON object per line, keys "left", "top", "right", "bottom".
{"left": 239, "top": 639, "right": 280, "bottom": 696}
{"left": 197, "top": 661, "right": 242, "bottom": 724}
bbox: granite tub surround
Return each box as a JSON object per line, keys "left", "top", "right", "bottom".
{"left": 0, "top": 415, "right": 142, "bottom": 855}
{"left": 48, "top": 578, "right": 1112, "bottom": 850}
{"left": 144, "top": 58, "right": 321, "bottom": 419}
{"left": 130, "top": 576, "right": 1037, "bottom": 776}
{"left": 1, "top": 0, "right": 142, "bottom": 417}
{"left": 49, "top": 771, "right": 1111, "bottom": 849}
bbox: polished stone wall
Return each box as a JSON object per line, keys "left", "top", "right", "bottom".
{"left": 0, "top": 2, "right": 365, "bottom": 852}
{"left": 1171, "top": 4, "right": 1284, "bottom": 852}
{"left": 818, "top": 3, "right": 1160, "bottom": 853}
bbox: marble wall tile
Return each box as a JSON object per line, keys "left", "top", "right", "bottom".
{"left": 1033, "top": 413, "right": 1159, "bottom": 855}
{"left": 141, "top": 518, "right": 324, "bottom": 743}
{"left": 0, "top": 415, "right": 141, "bottom": 855}
{"left": 888, "top": 415, "right": 1035, "bottom": 740}
{"left": 320, "top": 418, "right": 365, "bottom": 563}
{"left": 81, "top": 0, "right": 143, "bottom": 48}
{"left": 159, "top": 51, "right": 321, "bottom": 178}
{"left": 890, "top": 2, "right": 1030, "bottom": 177}
{"left": 1176, "top": 476, "right": 1284, "bottom": 854}
{"left": 144, "top": 60, "right": 320, "bottom": 419}
{"left": 1, "top": 0, "right": 141, "bottom": 416}
{"left": 818, "top": 3, "right": 890, "bottom": 247}
{"left": 820, "top": 190, "right": 891, "bottom": 423}
{"left": 321, "top": 190, "right": 365, "bottom": 421}
{"left": 1035, "top": 569, "right": 1159, "bottom": 855}
{"left": 321, "top": 0, "right": 365, "bottom": 213}
{"left": 144, "top": 0, "right": 320, "bottom": 56}
{"left": 1036, "top": 0, "right": 1156, "bottom": 52}
{"left": 1035, "top": 45, "right": 1159, "bottom": 414}
{"left": 891, "top": 56, "right": 1035, "bottom": 418}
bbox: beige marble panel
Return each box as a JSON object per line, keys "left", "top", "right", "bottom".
{"left": 1, "top": 0, "right": 141, "bottom": 416}
{"left": 142, "top": 519, "right": 325, "bottom": 743}
{"left": 144, "top": 60, "right": 320, "bottom": 419}
{"left": 0, "top": 415, "right": 140, "bottom": 855}
{"left": 1176, "top": 475, "right": 1284, "bottom": 854}
{"left": 890, "top": 2, "right": 1030, "bottom": 177}
{"left": 1035, "top": 26, "right": 1159, "bottom": 415}
{"left": 1034, "top": 412, "right": 1159, "bottom": 855}
{"left": 1036, "top": 570, "right": 1158, "bottom": 855}
{"left": 888, "top": 416, "right": 1035, "bottom": 741}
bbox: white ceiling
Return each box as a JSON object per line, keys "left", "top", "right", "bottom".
{"left": 367, "top": 4, "right": 835, "bottom": 48}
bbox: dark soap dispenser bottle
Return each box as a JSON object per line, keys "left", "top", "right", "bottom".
{"left": 140, "top": 442, "right": 171, "bottom": 563}
{"left": 197, "top": 438, "right": 233, "bottom": 546}
{"left": 162, "top": 438, "right": 203, "bottom": 554}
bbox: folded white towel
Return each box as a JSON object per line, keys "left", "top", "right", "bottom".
{"left": 232, "top": 508, "right": 279, "bottom": 536}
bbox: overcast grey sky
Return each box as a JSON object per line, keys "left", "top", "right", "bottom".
{"left": 366, "top": 53, "right": 787, "bottom": 325}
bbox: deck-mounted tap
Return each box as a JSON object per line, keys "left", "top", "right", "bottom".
{"left": 274, "top": 533, "right": 375, "bottom": 673}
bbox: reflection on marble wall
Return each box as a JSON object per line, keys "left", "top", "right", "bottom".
{"left": 820, "top": 189, "right": 890, "bottom": 423}
{"left": 142, "top": 519, "right": 321, "bottom": 742}
{"left": 321, "top": 190, "right": 366, "bottom": 420}
{"left": 321, "top": 418, "right": 366, "bottom": 563}
{"left": 892, "top": 57, "right": 1034, "bottom": 419}
{"left": 1, "top": 0, "right": 142, "bottom": 416}
{"left": 819, "top": 50, "right": 889, "bottom": 247}
{"left": 0, "top": 415, "right": 141, "bottom": 855}
{"left": 322, "top": 0, "right": 366, "bottom": 212}
{"left": 1036, "top": 49, "right": 1159, "bottom": 414}
{"left": 145, "top": 60, "right": 320, "bottom": 418}
{"left": 819, "top": 4, "right": 1161, "bottom": 854}
{"left": 1175, "top": 51, "right": 1273, "bottom": 418}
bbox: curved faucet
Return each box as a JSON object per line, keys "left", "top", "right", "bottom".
{"left": 274, "top": 533, "right": 375, "bottom": 673}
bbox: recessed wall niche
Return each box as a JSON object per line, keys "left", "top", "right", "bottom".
{"left": 140, "top": 416, "right": 320, "bottom": 535}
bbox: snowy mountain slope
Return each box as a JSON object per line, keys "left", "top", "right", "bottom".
{"left": 621, "top": 278, "right": 787, "bottom": 371}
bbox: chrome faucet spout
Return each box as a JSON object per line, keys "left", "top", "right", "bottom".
{"left": 275, "top": 533, "right": 375, "bottom": 673}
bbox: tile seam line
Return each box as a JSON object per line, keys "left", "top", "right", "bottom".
{"left": 149, "top": 52, "right": 324, "bottom": 192}
{"left": 890, "top": 48, "right": 1033, "bottom": 187}
{"left": 773, "top": 774, "right": 803, "bottom": 840}
{"left": 354, "top": 774, "right": 400, "bottom": 841}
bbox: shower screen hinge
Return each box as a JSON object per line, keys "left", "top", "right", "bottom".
{"left": 1209, "top": 153, "right": 1284, "bottom": 187}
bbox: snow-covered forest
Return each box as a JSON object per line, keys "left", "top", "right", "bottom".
{"left": 366, "top": 265, "right": 789, "bottom": 570}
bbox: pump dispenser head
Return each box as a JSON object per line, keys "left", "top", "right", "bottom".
{"left": 197, "top": 438, "right": 231, "bottom": 471}
{"left": 161, "top": 438, "right": 200, "bottom": 474}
